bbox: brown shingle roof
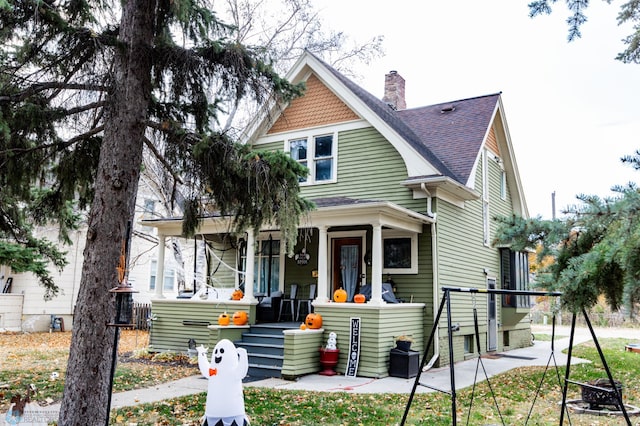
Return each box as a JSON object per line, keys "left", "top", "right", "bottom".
{"left": 397, "top": 94, "right": 500, "bottom": 185}
{"left": 308, "top": 51, "right": 500, "bottom": 186}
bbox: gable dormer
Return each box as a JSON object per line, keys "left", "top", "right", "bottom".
{"left": 268, "top": 73, "right": 360, "bottom": 134}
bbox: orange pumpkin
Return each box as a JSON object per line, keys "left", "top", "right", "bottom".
{"left": 354, "top": 293, "right": 366, "bottom": 304}
{"left": 232, "top": 311, "right": 248, "bottom": 325}
{"left": 299, "top": 323, "right": 307, "bottom": 330}
{"left": 333, "top": 288, "right": 348, "bottom": 303}
{"left": 218, "top": 312, "right": 230, "bottom": 326}
{"left": 231, "top": 289, "right": 244, "bottom": 300}
{"left": 305, "top": 313, "right": 323, "bottom": 329}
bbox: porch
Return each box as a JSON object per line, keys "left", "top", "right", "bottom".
{"left": 148, "top": 298, "right": 425, "bottom": 379}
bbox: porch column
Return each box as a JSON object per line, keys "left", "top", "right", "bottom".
{"left": 242, "top": 229, "right": 256, "bottom": 302}
{"left": 369, "top": 223, "right": 384, "bottom": 305}
{"left": 316, "top": 225, "right": 330, "bottom": 302}
{"left": 154, "top": 233, "right": 166, "bottom": 299}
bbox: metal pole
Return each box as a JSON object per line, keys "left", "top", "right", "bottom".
{"left": 559, "top": 312, "right": 576, "bottom": 425}
{"left": 106, "top": 303, "right": 121, "bottom": 426}
{"left": 582, "top": 308, "right": 631, "bottom": 425}
{"left": 401, "top": 291, "right": 448, "bottom": 425}
{"left": 441, "top": 286, "right": 562, "bottom": 297}
{"left": 446, "top": 289, "right": 457, "bottom": 425}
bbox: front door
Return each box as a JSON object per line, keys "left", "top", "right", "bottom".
{"left": 332, "top": 238, "right": 362, "bottom": 302}
{"left": 487, "top": 278, "right": 498, "bottom": 351}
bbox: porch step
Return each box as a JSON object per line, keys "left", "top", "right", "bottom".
{"left": 247, "top": 352, "right": 283, "bottom": 368}
{"left": 237, "top": 341, "right": 284, "bottom": 356}
{"left": 241, "top": 333, "right": 285, "bottom": 345}
{"left": 237, "top": 322, "right": 297, "bottom": 380}
{"left": 248, "top": 363, "right": 282, "bottom": 379}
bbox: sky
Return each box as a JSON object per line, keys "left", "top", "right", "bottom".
{"left": 314, "top": 0, "right": 640, "bottom": 219}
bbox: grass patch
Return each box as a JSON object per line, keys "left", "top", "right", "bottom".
{"left": 533, "top": 333, "right": 567, "bottom": 341}
{"left": 112, "top": 338, "right": 640, "bottom": 425}
{"left": 0, "top": 331, "right": 198, "bottom": 411}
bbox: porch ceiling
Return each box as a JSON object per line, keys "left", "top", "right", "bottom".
{"left": 140, "top": 200, "right": 433, "bottom": 236}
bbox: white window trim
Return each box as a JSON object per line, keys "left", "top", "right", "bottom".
{"left": 285, "top": 131, "right": 338, "bottom": 185}
{"left": 382, "top": 230, "right": 418, "bottom": 274}
{"left": 482, "top": 150, "right": 490, "bottom": 247}
{"left": 500, "top": 169, "right": 507, "bottom": 200}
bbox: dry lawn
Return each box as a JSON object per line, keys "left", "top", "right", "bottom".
{"left": 0, "top": 330, "right": 197, "bottom": 411}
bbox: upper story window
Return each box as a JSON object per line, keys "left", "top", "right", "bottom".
{"left": 143, "top": 199, "right": 156, "bottom": 218}
{"left": 288, "top": 133, "right": 336, "bottom": 184}
{"left": 500, "top": 169, "right": 507, "bottom": 200}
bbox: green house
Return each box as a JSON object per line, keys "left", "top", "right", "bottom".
{"left": 144, "top": 51, "right": 531, "bottom": 379}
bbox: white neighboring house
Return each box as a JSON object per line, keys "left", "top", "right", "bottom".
{"left": 0, "top": 191, "right": 200, "bottom": 332}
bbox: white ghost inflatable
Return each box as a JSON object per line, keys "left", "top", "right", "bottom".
{"left": 197, "top": 339, "right": 249, "bottom": 426}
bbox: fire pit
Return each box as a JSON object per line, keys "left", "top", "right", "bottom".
{"left": 626, "top": 343, "right": 640, "bottom": 353}
{"left": 580, "top": 378, "right": 623, "bottom": 410}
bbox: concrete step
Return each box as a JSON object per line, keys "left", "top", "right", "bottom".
{"left": 236, "top": 341, "right": 284, "bottom": 356}
{"left": 248, "top": 363, "right": 282, "bottom": 379}
{"left": 248, "top": 352, "right": 283, "bottom": 368}
{"left": 241, "top": 333, "right": 285, "bottom": 345}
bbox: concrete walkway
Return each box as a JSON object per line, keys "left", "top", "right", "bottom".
{"left": 38, "top": 324, "right": 640, "bottom": 423}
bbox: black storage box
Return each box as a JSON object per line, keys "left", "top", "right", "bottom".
{"left": 389, "top": 348, "right": 419, "bottom": 378}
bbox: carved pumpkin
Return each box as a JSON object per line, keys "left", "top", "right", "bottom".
{"left": 231, "top": 289, "right": 244, "bottom": 301}
{"left": 333, "top": 288, "right": 348, "bottom": 303}
{"left": 354, "top": 293, "right": 366, "bottom": 304}
{"left": 305, "top": 313, "right": 323, "bottom": 329}
{"left": 218, "top": 312, "right": 230, "bottom": 326}
{"left": 232, "top": 311, "right": 248, "bottom": 326}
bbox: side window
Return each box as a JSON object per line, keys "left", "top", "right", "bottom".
{"left": 150, "top": 260, "right": 175, "bottom": 291}
{"left": 143, "top": 199, "right": 156, "bottom": 218}
{"left": 500, "top": 169, "right": 507, "bottom": 200}
{"left": 382, "top": 232, "right": 418, "bottom": 274}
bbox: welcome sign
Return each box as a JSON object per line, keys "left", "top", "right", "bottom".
{"left": 345, "top": 317, "right": 361, "bottom": 377}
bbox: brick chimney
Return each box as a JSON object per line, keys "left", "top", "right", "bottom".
{"left": 382, "top": 70, "right": 406, "bottom": 110}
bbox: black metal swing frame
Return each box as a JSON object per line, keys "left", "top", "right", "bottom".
{"left": 400, "top": 286, "right": 632, "bottom": 426}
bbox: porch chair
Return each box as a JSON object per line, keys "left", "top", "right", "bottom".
{"left": 296, "top": 283, "right": 316, "bottom": 321}
{"left": 278, "top": 283, "right": 298, "bottom": 322}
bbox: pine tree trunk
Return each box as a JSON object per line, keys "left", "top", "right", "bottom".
{"left": 58, "top": 0, "right": 154, "bottom": 424}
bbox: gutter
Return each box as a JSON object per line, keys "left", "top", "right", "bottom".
{"left": 421, "top": 183, "right": 440, "bottom": 370}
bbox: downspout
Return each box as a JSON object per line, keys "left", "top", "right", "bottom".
{"left": 421, "top": 183, "right": 440, "bottom": 370}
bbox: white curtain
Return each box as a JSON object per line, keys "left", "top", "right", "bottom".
{"left": 340, "top": 244, "right": 359, "bottom": 301}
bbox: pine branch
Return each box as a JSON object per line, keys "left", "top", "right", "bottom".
{"left": 142, "top": 136, "right": 184, "bottom": 185}
{"left": 0, "top": 126, "right": 104, "bottom": 161}
{"left": 0, "top": 82, "right": 108, "bottom": 103}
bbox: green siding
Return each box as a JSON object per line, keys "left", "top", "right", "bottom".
{"left": 432, "top": 151, "right": 531, "bottom": 364}
{"left": 314, "top": 304, "right": 425, "bottom": 378}
{"left": 150, "top": 300, "right": 256, "bottom": 351}
{"left": 281, "top": 329, "right": 325, "bottom": 379}
{"left": 258, "top": 128, "right": 423, "bottom": 212}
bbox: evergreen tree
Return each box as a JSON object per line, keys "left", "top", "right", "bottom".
{"left": 0, "top": 0, "right": 310, "bottom": 423}
{"left": 494, "top": 152, "right": 640, "bottom": 315}
{"left": 529, "top": 0, "right": 640, "bottom": 63}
